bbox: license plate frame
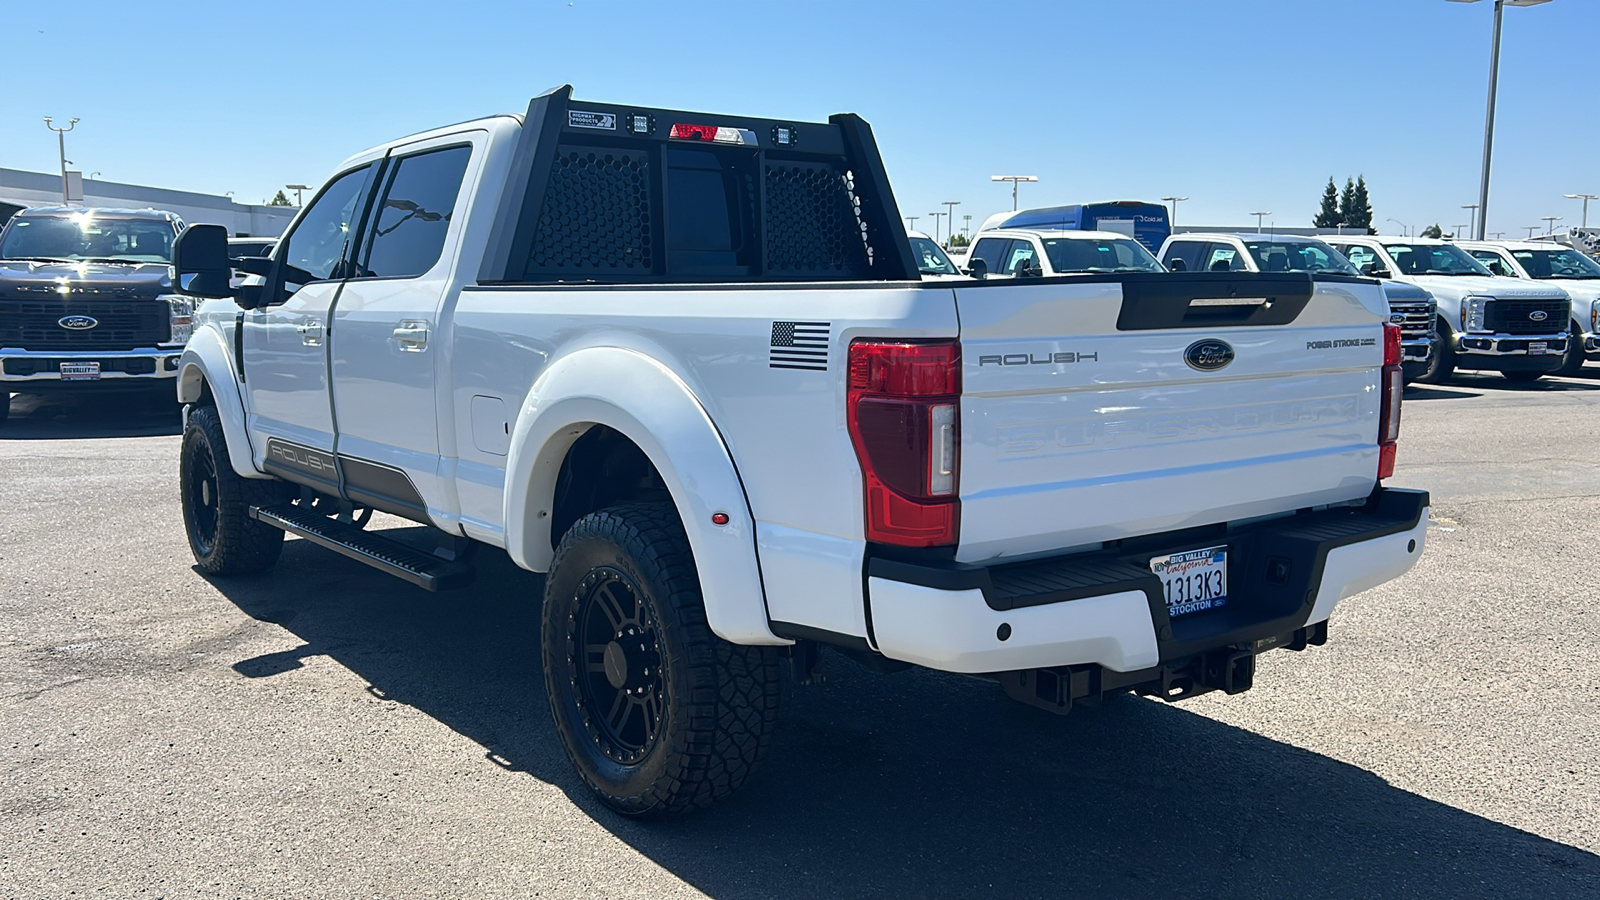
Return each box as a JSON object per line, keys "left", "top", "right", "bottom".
{"left": 1150, "top": 544, "right": 1229, "bottom": 618}
{"left": 59, "top": 361, "right": 101, "bottom": 381}
{"left": 1528, "top": 341, "right": 1549, "bottom": 356}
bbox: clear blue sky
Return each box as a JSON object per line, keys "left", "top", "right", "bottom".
{"left": 6, "top": 0, "right": 1596, "bottom": 238}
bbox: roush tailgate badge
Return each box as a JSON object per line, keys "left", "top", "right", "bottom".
{"left": 1184, "top": 338, "right": 1234, "bottom": 371}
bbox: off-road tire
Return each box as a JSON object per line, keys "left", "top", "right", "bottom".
{"left": 1557, "top": 321, "right": 1587, "bottom": 377}
{"left": 542, "top": 502, "right": 781, "bottom": 817}
{"left": 180, "top": 404, "right": 289, "bottom": 574}
{"left": 1414, "top": 316, "right": 1456, "bottom": 385}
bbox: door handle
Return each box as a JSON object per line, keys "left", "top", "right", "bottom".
{"left": 392, "top": 320, "right": 429, "bottom": 351}
{"left": 296, "top": 321, "right": 323, "bottom": 346}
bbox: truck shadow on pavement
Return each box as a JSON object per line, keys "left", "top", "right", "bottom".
{"left": 0, "top": 392, "right": 182, "bottom": 439}
{"left": 209, "top": 534, "right": 1600, "bottom": 900}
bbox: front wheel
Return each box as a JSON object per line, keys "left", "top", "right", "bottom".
{"left": 180, "top": 405, "right": 290, "bottom": 574}
{"left": 1414, "top": 317, "right": 1456, "bottom": 385}
{"left": 541, "top": 502, "right": 781, "bottom": 817}
{"left": 1557, "top": 322, "right": 1587, "bottom": 377}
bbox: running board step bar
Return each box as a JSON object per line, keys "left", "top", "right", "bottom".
{"left": 249, "top": 503, "right": 475, "bottom": 591}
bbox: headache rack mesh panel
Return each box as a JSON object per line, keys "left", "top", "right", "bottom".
{"left": 764, "top": 162, "right": 872, "bottom": 276}
{"left": 524, "top": 147, "right": 653, "bottom": 277}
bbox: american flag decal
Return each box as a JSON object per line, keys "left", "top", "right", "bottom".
{"left": 769, "top": 321, "right": 830, "bottom": 371}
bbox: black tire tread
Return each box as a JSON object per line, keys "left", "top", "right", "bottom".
{"left": 181, "top": 404, "right": 287, "bottom": 575}
{"left": 1558, "top": 321, "right": 1586, "bottom": 377}
{"left": 1414, "top": 315, "right": 1455, "bottom": 385}
{"left": 543, "top": 502, "right": 780, "bottom": 817}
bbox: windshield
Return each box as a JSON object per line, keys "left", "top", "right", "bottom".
{"left": 1511, "top": 248, "right": 1600, "bottom": 280}
{"left": 909, "top": 237, "right": 960, "bottom": 276}
{"left": 0, "top": 213, "right": 173, "bottom": 263}
{"left": 1041, "top": 236, "right": 1164, "bottom": 273}
{"left": 1243, "top": 239, "right": 1358, "bottom": 275}
{"left": 1381, "top": 242, "right": 1491, "bottom": 276}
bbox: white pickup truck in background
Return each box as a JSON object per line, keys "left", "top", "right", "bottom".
{"left": 1457, "top": 239, "right": 1600, "bottom": 377}
{"left": 962, "top": 228, "right": 1166, "bottom": 278}
{"left": 1328, "top": 236, "right": 1571, "bottom": 384}
{"left": 167, "top": 86, "right": 1429, "bottom": 817}
{"left": 1157, "top": 233, "right": 1437, "bottom": 382}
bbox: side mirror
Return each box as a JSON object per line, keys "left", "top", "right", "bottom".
{"left": 1361, "top": 262, "right": 1390, "bottom": 279}
{"left": 1018, "top": 259, "right": 1043, "bottom": 278}
{"left": 171, "top": 225, "right": 237, "bottom": 300}
{"left": 967, "top": 258, "right": 988, "bottom": 279}
{"left": 1168, "top": 257, "right": 1187, "bottom": 271}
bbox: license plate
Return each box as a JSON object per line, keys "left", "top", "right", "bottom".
{"left": 1528, "top": 341, "right": 1549, "bottom": 356}
{"left": 59, "top": 362, "right": 101, "bottom": 381}
{"left": 1150, "top": 545, "right": 1228, "bottom": 618}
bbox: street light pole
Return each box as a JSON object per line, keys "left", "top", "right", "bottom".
{"left": 43, "top": 116, "right": 79, "bottom": 204}
{"left": 1387, "top": 217, "right": 1410, "bottom": 238}
{"left": 962, "top": 214, "right": 972, "bottom": 241}
{"left": 991, "top": 175, "right": 1038, "bottom": 211}
{"left": 905, "top": 215, "right": 919, "bottom": 232}
{"left": 1448, "top": 0, "right": 1556, "bottom": 240}
{"left": 1161, "top": 196, "right": 1188, "bottom": 228}
{"left": 1250, "top": 211, "right": 1272, "bottom": 233}
{"left": 942, "top": 201, "right": 960, "bottom": 247}
{"left": 928, "top": 212, "right": 946, "bottom": 245}
{"left": 286, "top": 183, "right": 311, "bottom": 207}
{"left": 1461, "top": 203, "right": 1480, "bottom": 232}
{"left": 1564, "top": 193, "right": 1597, "bottom": 229}
{"left": 1541, "top": 215, "right": 1562, "bottom": 235}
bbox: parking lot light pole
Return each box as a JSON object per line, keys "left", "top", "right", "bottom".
{"left": 942, "top": 201, "right": 960, "bottom": 247}
{"left": 1387, "top": 217, "right": 1410, "bottom": 238}
{"left": 43, "top": 116, "right": 79, "bottom": 204}
{"left": 1447, "top": 0, "right": 1555, "bottom": 240}
{"left": 1541, "top": 215, "right": 1562, "bottom": 235}
{"left": 1525, "top": 225, "right": 1539, "bottom": 238}
{"left": 1461, "top": 204, "right": 1480, "bottom": 232}
{"left": 962, "top": 214, "right": 972, "bottom": 241}
{"left": 1250, "top": 211, "right": 1271, "bottom": 233}
{"left": 991, "top": 175, "right": 1037, "bottom": 211}
{"left": 286, "top": 184, "right": 311, "bottom": 207}
{"left": 905, "top": 215, "right": 918, "bottom": 232}
{"left": 1161, "top": 196, "right": 1188, "bottom": 228}
{"left": 928, "top": 212, "right": 947, "bottom": 245}
{"left": 1564, "top": 193, "right": 1597, "bottom": 229}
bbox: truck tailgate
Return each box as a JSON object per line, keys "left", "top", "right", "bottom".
{"left": 955, "top": 273, "right": 1387, "bottom": 563}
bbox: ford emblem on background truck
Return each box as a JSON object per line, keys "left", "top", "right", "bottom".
{"left": 58, "top": 315, "right": 99, "bottom": 330}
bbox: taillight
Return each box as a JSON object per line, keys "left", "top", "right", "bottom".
{"left": 847, "top": 340, "right": 961, "bottom": 546}
{"left": 1378, "top": 323, "right": 1403, "bottom": 479}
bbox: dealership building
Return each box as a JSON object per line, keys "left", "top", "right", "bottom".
{"left": 0, "top": 168, "right": 295, "bottom": 237}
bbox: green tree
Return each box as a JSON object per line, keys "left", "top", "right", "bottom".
{"left": 1338, "top": 178, "right": 1357, "bottom": 228}
{"left": 1313, "top": 177, "right": 1341, "bottom": 228}
{"left": 1349, "top": 175, "right": 1374, "bottom": 232}
{"left": 949, "top": 233, "right": 970, "bottom": 248}
{"left": 266, "top": 190, "right": 292, "bottom": 207}
{"left": 1420, "top": 223, "right": 1443, "bottom": 239}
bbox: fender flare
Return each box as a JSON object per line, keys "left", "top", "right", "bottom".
{"left": 504, "top": 347, "right": 788, "bottom": 646}
{"left": 176, "top": 325, "right": 264, "bottom": 480}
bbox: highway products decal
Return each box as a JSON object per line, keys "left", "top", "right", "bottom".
{"left": 567, "top": 110, "right": 617, "bottom": 130}
{"left": 769, "top": 321, "right": 830, "bottom": 371}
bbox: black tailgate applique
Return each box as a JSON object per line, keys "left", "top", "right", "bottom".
{"left": 769, "top": 320, "right": 830, "bottom": 371}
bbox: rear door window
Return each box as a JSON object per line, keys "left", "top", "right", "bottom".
{"left": 358, "top": 145, "right": 473, "bottom": 279}
{"left": 1204, "top": 244, "right": 1247, "bottom": 272}
{"left": 1003, "top": 240, "right": 1039, "bottom": 275}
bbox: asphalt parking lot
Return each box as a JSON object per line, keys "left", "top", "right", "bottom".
{"left": 1, "top": 378, "right": 1597, "bottom": 899}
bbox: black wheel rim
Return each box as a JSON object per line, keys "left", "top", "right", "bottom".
{"left": 566, "top": 567, "right": 664, "bottom": 765}
{"left": 185, "top": 439, "right": 221, "bottom": 558}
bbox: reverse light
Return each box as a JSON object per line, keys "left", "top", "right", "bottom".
{"left": 159, "top": 294, "right": 194, "bottom": 347}
{"left": 1378, "top": 323, "right": 1403, "bottom": 479}
{"left": 1460, "top": 296, "right": 1490, "bottom": 333}
{"left": 669, "top": 123, "right": 759, "bottom": 145}
{"left": 847, "top": 340, "right": 961, "bottom": 547}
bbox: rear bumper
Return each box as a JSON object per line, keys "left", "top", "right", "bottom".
{"left": 865, "top": 488, "right": 1429, "bottom": 676}
{"left": 0, "top": 347, "right": 182, "bottom": 390}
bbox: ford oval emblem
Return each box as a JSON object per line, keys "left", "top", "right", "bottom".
{"left": 1528, "top": 310, "right": 1548, "bottom": 322}
{"left": 58, "top": 315, "right": 99, "bottom": 330}
{"left": 1389, "top": 313, "right": 1406, "bottom": 323}
{"left": 1184, "top": 338, "right": 1235, "bottom": 372}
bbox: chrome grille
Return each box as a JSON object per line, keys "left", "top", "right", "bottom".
{"left": 0, "top": 299, "right": 171, "bottom": 350}
{"left": 1387, "top": 299, "right": 1435, "bottom": 341}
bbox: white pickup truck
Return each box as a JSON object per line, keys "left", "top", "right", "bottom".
{"left": 1327, "top": 236, "right": 1571, "bottom": 383}
{"left": 1456, "top": 239, "right": 1600, "bottom": 376}
{"left": 168, "top": 87, "right": 1429, "bottom": 817}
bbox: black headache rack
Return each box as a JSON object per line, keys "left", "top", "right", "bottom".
{"left": 868, "top": 487, "right": 1430, "bottom": 713}
{"left": 477, "top": 85, "right": 919, "bottom": 285}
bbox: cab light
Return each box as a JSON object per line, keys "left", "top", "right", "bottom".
{"left": 669, "top": 123, "right": 759, "bottom": 145}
